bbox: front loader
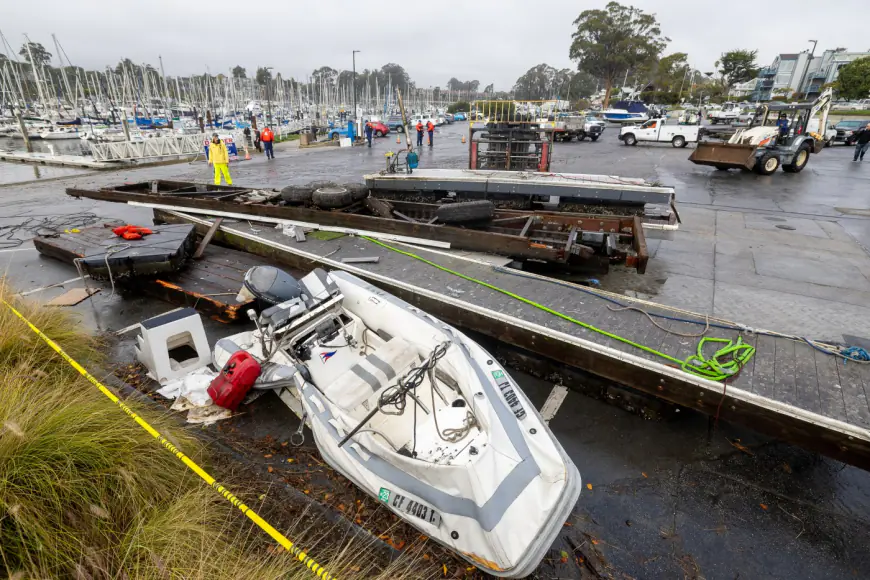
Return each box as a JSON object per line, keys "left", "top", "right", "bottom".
{"left": 689, "top": 88, "right": 832, "bottom": 175}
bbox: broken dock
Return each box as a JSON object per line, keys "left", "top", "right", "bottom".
{"left": 148, "top": 208, "right": 870, "bottom": 471}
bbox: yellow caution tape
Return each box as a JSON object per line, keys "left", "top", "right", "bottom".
{"left": 1, "top": 298, "right": 338, "bottom": 580}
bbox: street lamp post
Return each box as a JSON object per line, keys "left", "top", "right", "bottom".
{"left": 797, "top": 40, "right": 818, "bottom": 99}
{"left": 352, "top": 50, "right": 360, "bottom": 130}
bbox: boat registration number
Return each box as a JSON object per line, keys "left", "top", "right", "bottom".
{"left": 491, "top": 370, "right": 527, "bottom": 420}
{"left": 379, "top": 487, "right": 441, "bottom": 527}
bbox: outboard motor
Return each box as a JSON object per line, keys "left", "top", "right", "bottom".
{"left": 237, "top": 265, "right": 303, "bottom": 307}
{"left": 238, "top": 266, "right": 342, "bottom": 334}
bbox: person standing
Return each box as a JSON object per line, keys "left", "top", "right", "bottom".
{"left": 243, "top": 126, "right": 251, "bottom": 147}
{"left": 853, "top": 123, "right": 870, "bottom": 162}
{"left": 208, "top": 133, "right": 232, "bottom": 186}
{"left": 261, "top": 125, "right": 275, "bottom": 159}
{"left": 416, "top": 121, "right": 424, "bottom": 147}
{"left": 364, "top": 120, "right": 373, "bottom": 148}
{"left": 254, "top": 128, "right": 262, "bottom": 152}
{"left": 426, "top": 120, "right": 434, "bottom": 147}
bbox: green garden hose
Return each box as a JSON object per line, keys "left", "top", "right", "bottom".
{"left": 361, "top": 236, "right": 755, "bottom": 382}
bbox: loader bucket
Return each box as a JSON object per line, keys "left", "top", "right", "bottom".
{"left": 689, "top": 142, "right": 757, "bottom": 170}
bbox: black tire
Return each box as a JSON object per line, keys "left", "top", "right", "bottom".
{"left": 590, "top": 135, "right": 599, "bottom": 142}
{"left": 435, "top": 200, "right": 495, "bottom": 224}
{"left": 714, "top": 165, "right": 730, "bottom": 171}
{"left": 312, "top": 186, "right": 353, "bottom": 209}
{"left": 396, "top": 125, "right": 405, "bottom": 133}
{"left": 755, "top": 153, "right": 780, "bottom": 175}
{"left": 577, "top": 133, "right": 586, "bottom": 141}
{"left": 563, "top": 135, "right": 573, "bottom": 142}
{"left": 783, "top": 144, "right": 811, "bottom": 173}
{"left": 672, "top": 135, "right": 686, "bottom": 148}
{"left": 623, "top": 133, "right": 637, "bottom": 146}
{"left": 375, "top": 130, "right": 384, "bottom": 137}
{"left": 280, "top": 185, "right": 313, "bottom": 205}
{"left": 331, "top": 132, "right": 341, "bottom": 141}
{"left": 343, "top": 183, "right": 368, "bottom": 202}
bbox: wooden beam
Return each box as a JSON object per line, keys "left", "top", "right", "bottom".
{"left": 519, "top": 216, "right": 534, "bottom": 238}
{"left": 192, "top": 217, "right": 223, "bottom": 259}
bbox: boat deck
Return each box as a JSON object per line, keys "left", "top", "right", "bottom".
{"left": 32, "top": 222, "right": 276, "bottom": 322}
{"left": 158, "top": 209, "right": 870, "bottom": 470}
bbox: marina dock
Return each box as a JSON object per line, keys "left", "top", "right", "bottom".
{"left": 156, "top": 208, "right": 870, "bottom": 470}
{"left": 0, "top": 150, "right": 122, "bottom": 169}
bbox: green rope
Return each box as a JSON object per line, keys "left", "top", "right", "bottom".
{"left": 360, "top": 236, "right": 755, "bottom": 382}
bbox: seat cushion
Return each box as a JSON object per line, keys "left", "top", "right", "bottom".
{"left": 322, "top": 337, "right": 417, "bottom": 409}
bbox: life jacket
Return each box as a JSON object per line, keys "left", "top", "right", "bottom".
{"left": 261, "top": 128, "right": 274, "bottom": 142}
{"left": 416, "top": 122, "right": 423, "bottom": 132}
{"left": 426, "top": 121, "right": 434, "bottom": 132}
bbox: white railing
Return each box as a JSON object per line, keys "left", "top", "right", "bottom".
{"left": 90, "top": 133, "right": 237, "bottom": 162}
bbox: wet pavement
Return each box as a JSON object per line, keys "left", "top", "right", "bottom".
{"left": 3, "top": 122, "right": 870, "bottom": 578}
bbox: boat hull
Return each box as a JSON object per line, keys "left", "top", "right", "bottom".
{"left": 299, "top": 270, "right": 582, "bottom": 577}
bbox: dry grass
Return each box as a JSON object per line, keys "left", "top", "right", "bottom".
{"left": 0, "top": 282, "right": 435, "bottom": 579}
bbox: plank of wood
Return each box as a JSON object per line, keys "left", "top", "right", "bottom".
{"left": 773, "top": 338, "right": 798, "bottom": 407}
{"left": 836, "top": 357, "right": 870, "bottom": 428}
{"left": 47, "top": 287, "right": 98, "bottom": 306}
{"left": 814, "top": 348, "right": 849, "bottom": 423}
{"left": 192, "top": 217, "right": 223, "bottom": 259}
{"left": 792, "top": 341, "right": 821, "bottom": 414}
{"left": 753, "top": 335, "right": 777, "bottom": 399}
{"left": 519, "top": 216, "right": 534, "bottom": 238}
{"left": 392, "top": 210, "right": 418, "bottom": 224}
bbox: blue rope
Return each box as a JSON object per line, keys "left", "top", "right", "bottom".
{"left": 842, "top": 346, "right": 870, "bottom": 365}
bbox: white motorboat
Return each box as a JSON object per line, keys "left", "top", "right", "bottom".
{"left": 212, "top": 266, "right": 582, "bottom": 578}
{"left": 601, "top": 100, "right": 650, "bottom": 123}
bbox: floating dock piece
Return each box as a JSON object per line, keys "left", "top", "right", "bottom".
{"left": 32, "top": 223, "right": 284, "bottom": 322}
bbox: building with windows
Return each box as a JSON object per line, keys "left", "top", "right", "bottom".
{"left": 753, "top": 49, "right": 870, "bottom": 101}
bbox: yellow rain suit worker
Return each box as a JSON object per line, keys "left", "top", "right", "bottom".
{"left": 208, "top": 133, "right": 233, "bottom": 185}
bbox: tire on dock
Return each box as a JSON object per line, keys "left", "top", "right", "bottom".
{"left": 312, "top": 186, "right": 353, "bottom": 209}
{"left": 280, "top": 185, "right": 314, "bottom": 205}
{"left": 435, "top": 200, "right": 495, "bottom": 224}
{"left": 343, "top": 183, "right": 369, "bottom": 202}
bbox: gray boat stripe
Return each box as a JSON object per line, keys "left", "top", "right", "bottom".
{"left": 308, "top": 270, "right": 543, "bottom": 531}
{"left": 366, "top": 353, "right": 395, "bottom": 379}
{"left": 351, "top": 364, "right": 380, "bottom": 392}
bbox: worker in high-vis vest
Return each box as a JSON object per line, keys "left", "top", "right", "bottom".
{"left": 261, "top": 126, "right": 275, "bottom": 159}
{"left": 208, "top": 133, "right": 232, "bottom": 185}
{"left": 416, "top": 121, "right": 424, "bottom": 147}
{"left": 426, "top": 120, "right": 434, "bottom": 147}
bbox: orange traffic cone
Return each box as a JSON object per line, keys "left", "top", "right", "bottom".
{"left": 396, "top": 135, "right": 401, "bottom": 144}
{"left": 461, "top": 135, "right": 466, "bottom": 144}
{"left": 244, "top": 149, "right": 251, "bottom": 160}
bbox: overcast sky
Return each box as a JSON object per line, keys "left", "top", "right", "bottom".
{"left": 3, "top": 0, "right": 867, "bottom": 90}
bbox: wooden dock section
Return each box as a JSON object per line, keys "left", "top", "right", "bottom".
{"left": 157, "top": 209, "right": 870, "bottom": 470}
{"left": 32, "top": 223, "right": 277, "bottom": 322}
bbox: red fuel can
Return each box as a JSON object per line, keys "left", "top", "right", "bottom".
{"left": 207, "top": 351, "right": 261, "bottom": 411}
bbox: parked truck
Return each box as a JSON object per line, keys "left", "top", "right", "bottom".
{"left": 553, "top": 115, "right": 606, "bottom": 142}
{"left": 618, "top": 118, "right": 699, "bottom": 147}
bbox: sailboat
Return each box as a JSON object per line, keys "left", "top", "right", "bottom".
{"left": 211, "top": 266, "right": 582, "bottom": 578}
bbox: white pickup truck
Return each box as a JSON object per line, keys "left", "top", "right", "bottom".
{"left": 708, "top": 102, "right": 741, "bottom": 124}
{"left": 618, "top": 118, "right": 699, "bottom": 147}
